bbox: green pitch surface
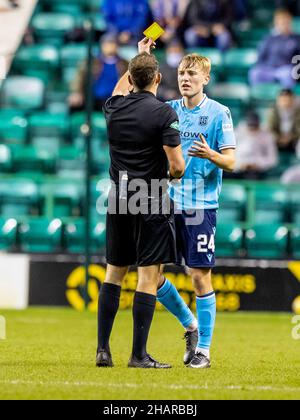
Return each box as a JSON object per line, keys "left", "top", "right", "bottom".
{"left": 0, "top": 308, "right": 299, "bottom": 400}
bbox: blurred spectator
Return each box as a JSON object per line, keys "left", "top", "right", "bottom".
{"left": 281, "top": 165, "right": 300, "bottom": 183}
{"left": 0, "top": 0, "right": 19, "bottom": 10}
{"left": 234, "top": 112, "right": 278, "bottom": 179}
{"left": 68, "top": 34, "right": 128, "bottom": 113}
{"left": 102, "top": 0, "right": 152, "bottom": 45}
{"left": 276, "top": 0, "right": 300, "bottom": 16}
{"left": 180, "top": 0, "right": 234, "bottom": 51}
{"left": 268, "top": 89, "right": 300, "bottom": 153}
{"left": 151, "top": 0, "right": 190, "bottom": 43}
{"left": 249, "top": 9, "right": 300, "bottom": 89}
{"left": 158, "top": 40, "right": 184, "bottom": 101}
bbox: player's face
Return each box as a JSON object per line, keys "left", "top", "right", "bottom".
{"left": 178, "top": 65, "right": 210, "bottom": 98}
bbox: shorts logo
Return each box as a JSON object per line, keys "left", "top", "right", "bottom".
{"left": 199, "top": 116, "right": 209, "bottom": 126}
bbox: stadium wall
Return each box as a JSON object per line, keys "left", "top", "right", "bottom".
{"left": 1, "top": 254, "right": 300, "bottom": 313}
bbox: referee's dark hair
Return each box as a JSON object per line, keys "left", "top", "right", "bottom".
{"left": 129, "top": 52, "right": 159, "bottom": 90}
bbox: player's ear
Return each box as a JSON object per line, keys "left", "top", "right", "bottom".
{"left": 128, "top": 74, "right": 133, "bottom": 86}
{"left": 203, "top": 73, "right": 210, "bottom": 86}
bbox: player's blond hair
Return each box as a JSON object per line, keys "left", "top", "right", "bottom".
{"left": 179, "top": 54, "right": 211, "bottom": 75}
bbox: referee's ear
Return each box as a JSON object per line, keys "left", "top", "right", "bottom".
{"left": 156, "top": 73, "right": 162, "bottom": 86}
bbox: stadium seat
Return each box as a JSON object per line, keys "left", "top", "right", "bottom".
{"left": 31, "top": 13, "right": 76, "bottom": 46}
{"left": 13, "top": 45, "right": 59, "bottom": 83}
{"left": 250, "top": 83, "right": 282, "bottom": 107}
{"left": 40, "top": 181, "right": 83, "bottom": 218}
{"left": 292, "top": 18, "right": 300, "bottom": 34}
{"left": 70, "top": 112, "right": 107, "bottom": 142}
{"left": 209, "top": 83, "right": 250, "bottom": 121}
{"left": 290, "top": 190, "right": 300, "bottom": 225}
{"left": 19, "top": 218, "right": 63, "bottom": 253}
{"left": 0, "top": 145, "right": 12, "bottom": 172}
{"left": 291, "top": 227, "right": 300, "bottom": 259}
{"left": 12, "top": 146, "right": 56, "bottom": 174}
{"left": 219, "top": 184, "right": 247, "bottom": 222}
{"left": 56, "top": 146, "right": 85, "bottom": 177}
{"left": 187, "top": 48, "right": 222, "bottom": 74}
{"left": 223, "top": 49, "right": 258, "bottom": 82}
{"left": 245, "top": 225, "right": 289, "bottom": 259}
{"left": 215, "top": 223, "right": 244, "bottom": 258}
{"left": 0, "top": 179, "right": 39, "bottom": 217}
{"left": 61, "top": 44, "right": 88, "bottom": 86}
{"left": 254, "top": 186, "right": 288, "bottom": 224}
{"left": 0, "top": 110, "right": 28, "bottom": 146}
{"left": 235, "top": 28, "right": 269, "bottom": 48}
{"left": 28, "top": 112, "right": 69, "bottom": 153}
{"left": 1, "top": 77, "right": 45, "bottom": 110}
{"left": 0, "top": 218, "right": 17, "bottom": 251}
{"left": 64, "top": 219, "right": 106, "bottom": 253}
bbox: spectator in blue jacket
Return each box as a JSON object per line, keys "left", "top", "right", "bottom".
{"left": 249, "top": 9, "right": 300, "bottom": 89}
{"left": 102, "top": 0, "right": 152, "bottom": 45}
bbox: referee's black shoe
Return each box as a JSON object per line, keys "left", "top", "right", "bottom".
{"left": 96, "top": 349, "right": 113, "bottom": 368}
{"left": 128, "top": 354, "right": 171, "bottom": 369}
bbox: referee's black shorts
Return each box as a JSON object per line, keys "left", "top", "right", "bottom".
{"left": 106, "top": 192, "right": 177, "bottom": 267}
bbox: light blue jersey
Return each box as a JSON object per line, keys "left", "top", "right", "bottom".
{"left": 168, "top": 95, "right": 236, "bottom": 210}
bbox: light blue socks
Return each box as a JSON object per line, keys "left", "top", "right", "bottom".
{"left": 195, "top": 291, "right": 216, "bottom": 358}
{"left": 157, "top": 278, "right": 196, "bottom": 329}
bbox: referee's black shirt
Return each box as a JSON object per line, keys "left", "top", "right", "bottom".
{"left": 103, "top": 91, "right": 181, "bottom": 184}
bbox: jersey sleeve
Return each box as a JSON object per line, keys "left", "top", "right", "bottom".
{"left": 217, "top": 107, "right": 236, "bottom": 151}
{"left": 160, "top": 104, "right": 181, "bottom": 148}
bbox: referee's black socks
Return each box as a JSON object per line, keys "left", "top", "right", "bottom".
{"left": 132, "top": 292, "right": 156, "bottom": 360}
{"left": 97, "top": 282, "right": 121, "bottom": 353}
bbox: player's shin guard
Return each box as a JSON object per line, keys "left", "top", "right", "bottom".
{"left": 132, "top": 292, "right": 156, "bottom": 360}
{"left": 157, "top": 278, "right": 196, "bottom": 329}
{"left": 97, "top": 283, "right": 121, "bottom": 353}
{"left": 196, "top": 292, "right": 216, "bottom": 355}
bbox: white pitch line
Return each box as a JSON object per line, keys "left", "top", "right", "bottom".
{"left": 0, "top": 380, "right": 299, "bottom": 394}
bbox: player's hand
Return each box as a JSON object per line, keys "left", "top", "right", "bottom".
{"left": 188, "top": 135, "right": 214, "bottom": 160}
{"left": 138, "top": 37, "right": 156, "bottom": 54}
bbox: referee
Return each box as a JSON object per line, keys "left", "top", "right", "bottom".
{"left": 96, "top": 38, "right": 185, "bottom": 369}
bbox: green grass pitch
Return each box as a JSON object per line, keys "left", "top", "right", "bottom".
{"left": 0, "top": 308, "right": 299, "bottom": 400}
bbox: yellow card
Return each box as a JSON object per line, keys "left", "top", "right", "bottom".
{"left": 143, "top": 22, "right": 165, "bottom": 42}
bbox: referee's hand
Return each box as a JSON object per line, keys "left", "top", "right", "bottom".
{"left": 138, "top": 37, "right": 156, "bottom": 55}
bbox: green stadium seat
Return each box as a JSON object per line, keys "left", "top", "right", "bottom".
{"left": 0, "top": 145, "right": 12, "bottom": 172}
{"left": 235, "top": 28, "right": 269, "bottom": 48}
{"left": 31, "top": 13, "right": 76, "bottom": 46}
{"left": 61, "top": 44, "right": 88, "bottom": 86}
{"left": 254, "top": 186, "right": 288, "bottom": 224}
{"left": 292, "top": 18, "right": 300, "bottom": 34}
{"left": 250, "top": 83, "right": 282, "bottom": 106}
{"left": 215, "top": 223, "right": 244, "bottom": 258}
{"left": 28, "top": 112, "right": 69, "bottom": 153}
{"left": 223, "top": 49, "right": 258, "bottom": 82}
{"left": 209, "top": 83, "right": 250, "bottom": 121}
{"left": 0, "top": 179, "right": 39, "bottom": 217}
{"left": 13, "top": 45, "right": 59, "bottom": 83}
{"left": 0, "top": 110, "right": 28, "bottom": 146}
{"left": 40, "top": 181, "right": 83, "bottom": 218}
{"left": 187, "top": 48, "right": 222, "bottom": 74}
{"left": 64, "top": 219, "right": 106, "bottom": 253}
{"left": 12, "top": 146, "right": 56, "bottom": 174}
{"left": 19, "top": 218, "right": 62, "bottom": 253}
{"left": 290, "top": 190, "right": 300, "bottom": 225}
{"left": 46, "top": 0, "right": 87, "bottom": 15}
{"left": 219, "top": 184, "right": 247, "bottom": 222}
{"left": 0, "top": 218, "right": 17, "bottom": 251}
{"left": 245, "top": 224, "right": 289, "bottom": 259}
{"left": 291, "top": 227, "right": 300, "bottom": 259}
{"left": 57, "top": 146, "right": 85, "bottom": 177}
{"left": 70, "top": 112, "right": 107, "bottom": 141}
{"left": 90, "top": 178, "right": 109, "bottom": 220}
{"left": 1, "top": 77, "right": 45, "bottom": 110}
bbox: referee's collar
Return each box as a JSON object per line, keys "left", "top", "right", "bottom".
{"left": 181, "top": 94, "right": 208, "bottom": 111}
{"left": 130, "top": 90, "right": 156, "bottom": 97}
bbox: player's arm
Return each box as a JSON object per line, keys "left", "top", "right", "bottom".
{"left": 164, "top": 145, "right": 185, "bottom": 179}
{"left": 112, "top": 38, "right": 156, "bottom": 96}
{"left": 188, "top": 135, "right": 236, "bottom": 172}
